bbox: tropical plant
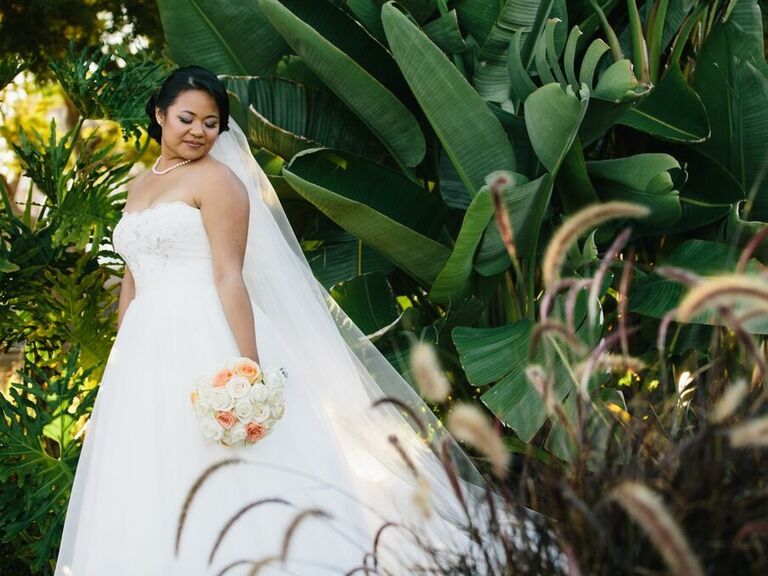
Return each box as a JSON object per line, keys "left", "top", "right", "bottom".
{"left": 155, "top": 0, "right": 767, "bottom": 432}
{"left": 0, "top": 47, "right": 162, "bottom": 574}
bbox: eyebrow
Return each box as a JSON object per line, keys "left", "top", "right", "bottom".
{"left": 180, "top": 110, "right": 219, "bottom": 119}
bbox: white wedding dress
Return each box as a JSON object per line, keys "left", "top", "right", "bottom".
{"left": 54, "top": 199, "right": 489, "bottom": 575}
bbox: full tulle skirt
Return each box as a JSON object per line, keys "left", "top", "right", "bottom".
{"left": 54, "top": 284, "right": 383, "bottom": 575}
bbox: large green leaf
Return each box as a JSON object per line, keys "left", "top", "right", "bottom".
{"left": 306, "top": 232, "right": 395, "bottom": 290}
{"left": 156, "top": 0, "right": 289, "bottom": 75}
{"left": 524, "top": 83, "right": 589, "bottom": 174}
{"left": 258, "top": 0, "right": 426, "bottom": 168}
{"left": 278, "top": 0, "right": 415, "bottom": 105}
{"left": 587, "top": 153, "right": 682, "bottom": 227}
{"left": 693, "top": 20, "right": 768, "bottom": 220}
{"left": 329, "top": 271, "right": 400, "bottom": 335}
{"left": 454, "top": 320, "right": 570, "bottom": 442}
{"left": 619, "top": 64, "right": 710, "bottom": 143}
{"left": 475, "top": 174, "right": 554, "bottom": 275}
{"left": 381, "top": 1, "right": 520, "bottom": 195}
{"left": 630, "top": 239, "right": 768, "bottom": 334}
{"left": 222, "top": 76, "right": 388, "bottom": 163}
{"left": 282, "top": 148, "right": 450, "bottom": 285}
{"left": 428, "top": 187, "right": 494, "bottom": 303}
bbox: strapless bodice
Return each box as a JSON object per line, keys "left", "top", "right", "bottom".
{"left": 112, "top": 201, "right": 215, "bottom": 296}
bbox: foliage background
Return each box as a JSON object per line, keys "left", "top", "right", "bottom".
{"left": 0, "top": 0, "right": 767, "bottom": 574}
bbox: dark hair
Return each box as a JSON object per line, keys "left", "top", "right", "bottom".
{"left": 145, "top": 65, "right": 230, "bottom": 144}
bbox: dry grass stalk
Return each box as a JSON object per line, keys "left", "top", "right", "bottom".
{"left": 676, "top": 274, "right": 768, "bottom": 323}
{"left": 487, "top": 170, "right": 518, "bottom": 260}
{"left": 737, "top": 225, "right": 768, "bottom": 272}
{"left": 409, "top": 342, "right": 452, "bottom": 403}
{"left": 542, "top": 201, "right": 650, "bottom": 289}
{"left": 588, "top": 227, "right": 632, "bottom": 326}
{"left": 446, "top": 402, "right": 509, "bottom": 478}
{"left": 208, "top": 497, "right": 292, "bottom": 564}
{"left": 176, "top": 457, "right": 244, "bottom": 556}
{"left": 728, "top": 416, "right": 768, "bottom": 448}
{"left": 709, "top": 380, "right": 749, "bottom": 424}
{"left": 610, "top": 481, "right": 704, "bottom": 576}
{"left": 387, "top": 434, "right": 433, "bottom": 519}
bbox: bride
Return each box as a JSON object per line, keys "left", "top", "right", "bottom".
{"left": 54, "top": 65, "right": 502, "bottom": 575}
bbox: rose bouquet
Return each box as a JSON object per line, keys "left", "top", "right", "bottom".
{"left": 189, "top": 357, "right": 287, "bottom": 447}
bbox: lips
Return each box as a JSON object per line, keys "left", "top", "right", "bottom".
{"left": 184, "top": 141, "right": 204, "bottom": 148}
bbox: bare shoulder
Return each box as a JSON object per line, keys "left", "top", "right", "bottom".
{"left": 125, "top": 169, "right": 150, "bottom": 201}
{"left": 196, "top": 156, "right": 248, "bottom": 207}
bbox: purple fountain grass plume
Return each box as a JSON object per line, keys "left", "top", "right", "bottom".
{"left": 728, "top": 415, "right": 768, "bottom": 448}
{"left": 447, "top": 403, "right": 510, "bottom": 479}
{"left": 709, "top": 380, "right": 749, "bottom": 425}
{"left": 409, "top": 341, "right": 452, "bottom": 404}
{"left": 542, "top": 202, "right": 650, "bottom": 290}
{"left": 610, "top": 481, "right": 704, "bottom": 576}
{"left": 676, "top": 274, "right": 768, "bottom": 323}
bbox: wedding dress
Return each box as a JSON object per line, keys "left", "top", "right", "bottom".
{"left": 54, "top": 119, "right": 506, "bottom": 575}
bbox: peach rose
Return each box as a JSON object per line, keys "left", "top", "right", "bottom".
{"left": 213, "top": 368, "right": 234, "bottom": 388}
{"left": 245, "top": 422, "right": 266, "bottom": 443}
{"left": 215, "top": 410, "right": 237, "bottom": 430}
{"left": 235, "top": 359, "right": 261, "bottom": 383}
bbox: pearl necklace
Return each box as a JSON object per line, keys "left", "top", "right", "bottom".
{"left": 152, "top": 156, "right": 192, "bottom": 175}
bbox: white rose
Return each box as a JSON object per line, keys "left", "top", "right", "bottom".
{"left": 234, "top": 399, "right": 253, "bottom": 421}
{"left": 200, "top": 417, "right": 223, "bottom": 442}
{"left": 194, "top": 374, "right": 213, "bottom": 392}
{"left": 210, "top": 388, "right": 234, "bottom": 412}
{"left": 226, "top": 375, "right": 250, "bottom": 399}
{"left": 267, "top": 388, "right": 283, "bottom": 407}
{"left": 271, "top": 403, "right": 285, "bottom": 420}
{"left": 194, "top": 399, "right": 213, "bottom": 418}
{"left": 248, "top": 383, "right": 269, "bottom": 403}
{"left": 230, "top": 422, "right": 247, "bottom": 445}
{"left": 265, "top": 368, "right": 286, "bottom": 389}
{"left": 251, "top": 402, "right": 271, "bottom": 423}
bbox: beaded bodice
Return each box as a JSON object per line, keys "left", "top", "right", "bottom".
{"left": 112, "top": 201, "right": 215, "bottom": 296}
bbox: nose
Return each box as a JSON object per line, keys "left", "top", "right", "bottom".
{"left": 190, "top": 122, "right": 204, "bottom": 137}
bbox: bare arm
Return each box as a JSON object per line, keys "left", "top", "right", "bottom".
{"left": 200, "top": 166, "right": 260, "bottom": 364}
{"left": 117, "top": 265, "right": 135, "bottom": 331}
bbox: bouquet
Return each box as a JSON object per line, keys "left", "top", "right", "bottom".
{"left": 189, "top": 357, "right": 287, "bottom": 447}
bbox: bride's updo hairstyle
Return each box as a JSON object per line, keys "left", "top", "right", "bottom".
{"left": 145, "top": 65, "right": 230, "bottom": 144}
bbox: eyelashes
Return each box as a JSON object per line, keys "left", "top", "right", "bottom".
{"left": 178, "top": 117, "right": 218, "bottom": 129}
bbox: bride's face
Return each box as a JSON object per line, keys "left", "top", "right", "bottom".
{"left": 155, "top": 89, "right": 221, "bottom": 160}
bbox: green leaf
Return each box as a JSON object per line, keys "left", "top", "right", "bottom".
{"left": 282, "top": 148, "right": 450, "bottom": 285}
{"left": 630, "top": 239, "right": 768, "bottom": 334}
{"left": 587, "top": 153, "right": 682, "bottom": 227}
{"left": 619, "top": 64, "right": 710, "bottom": 143}
{"left": 592, "top": 59, "right": 641, "bottom": 102}
{"left": 381, "top": 1, "right": 520, "bottom": 195}
{"left": 307, "top": 234, "right": 395, "bottom": 290}
{"left": 222, "top": 76, "right": 388, "bottom": 163}
{"left": 475, "top": 174, "right": 554, "bottom": 275}
{"left": 524, "top": 83, "right": 589, "bottom": 174}
{"left": 329, "top": 271, "right": 400, "bottom": 335}
{"left": 157, "top": 0, "right": 289, "bottom": 75}
{"left": 423, "top": 9, "right": 468, "bottom": 54}
{"left": 454, "top": 320, "right": 570, "bottom": 442}
{"left": 693, "top": 19, "right": 768, "bottom": 220}
{"left": 429, "top": 187, "right": 494, "bottom": 303}
{"left": 258, "top": 0, "right": 426, "bottom": 168}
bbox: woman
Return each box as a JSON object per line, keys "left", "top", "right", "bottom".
{"left": 54, "top": 66, "right": 496, "bottom": 575}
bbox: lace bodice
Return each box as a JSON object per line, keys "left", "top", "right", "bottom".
{"left": 112, "top": 201, "right": 216, "bottom": 296}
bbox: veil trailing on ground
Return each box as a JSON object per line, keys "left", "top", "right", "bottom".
{"left": 209, "top": 117, "right": 500, "bottom": 561}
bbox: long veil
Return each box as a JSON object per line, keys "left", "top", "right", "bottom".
{"left": 209, "top": 117, "right": 501, "bottom": 566}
